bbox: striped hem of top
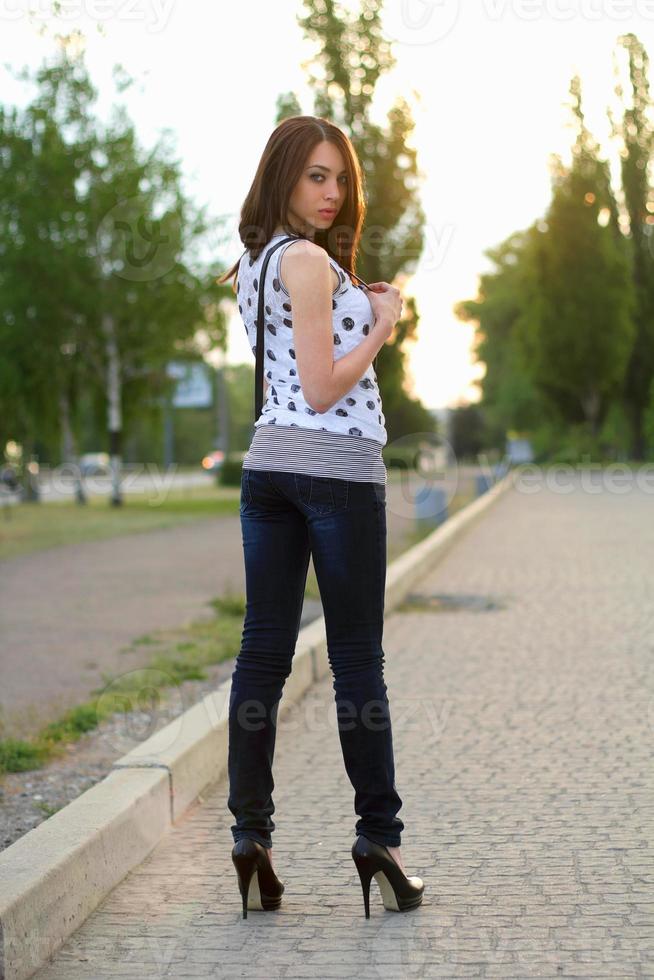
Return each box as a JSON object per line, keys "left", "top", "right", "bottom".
{"left": 242, "top": 424, "right": 387, "bottom": 485}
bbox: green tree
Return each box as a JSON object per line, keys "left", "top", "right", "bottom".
{"left": 448, "top": 404, "right": 486, "bottom": 461}
{"left": 455, "top": 227, "right": 548, "bottom": 444}
{"left": 610, "top": 32, "right": 654, "bottom": 459}
{"left": 0, "top": 56, "right": 98, "bottom": 500}
{"left": 288, "top": 0, "right": 436, "bottom": 443}
{"left": 0, "top": 50, "right": 229, "bottom": 504}
{"left": 517, "top": 76, "right": 635, "bottom": 440}
{"left": 643, "top": 376, "right": 654, "bottom": 459}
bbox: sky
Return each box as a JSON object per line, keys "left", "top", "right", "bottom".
{"left": 2, "top": 0, "right": 652, "bottom": 410}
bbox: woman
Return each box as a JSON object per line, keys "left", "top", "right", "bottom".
{"left": 217, "top": 115, "right": 424, "bottom": 919}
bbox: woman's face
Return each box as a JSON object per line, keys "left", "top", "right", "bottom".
{"left": 286, "top": 140, "right": 348, "bottom": 238}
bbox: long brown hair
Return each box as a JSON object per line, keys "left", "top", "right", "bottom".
{"left": 216, "top": 115, "right": 366, "bottom": 292}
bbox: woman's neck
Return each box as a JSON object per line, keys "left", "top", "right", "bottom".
{"left": 272, "top": 222, "right": 313, "bottom": 241}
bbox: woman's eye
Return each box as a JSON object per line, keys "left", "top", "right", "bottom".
{"left": 310, "top": 174, "right": 347, "bottom": 184}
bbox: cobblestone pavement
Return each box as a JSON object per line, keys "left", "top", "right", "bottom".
{"left": 31, "top": 472, "right": 654, "bottom": 978}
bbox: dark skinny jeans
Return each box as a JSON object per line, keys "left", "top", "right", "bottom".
{"left": 227, "top": 467, "right": 404, "bottom": 850}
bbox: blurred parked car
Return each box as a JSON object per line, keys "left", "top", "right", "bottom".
{"left": 79, "top": 452, "right": 111, "bottom": 476}
{"left": 201, "top": 450, "right": 225, "bottom": 473}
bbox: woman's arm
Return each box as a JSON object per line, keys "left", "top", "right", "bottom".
{"left": 283, "top": 243, "right": 391, "bottom": 414}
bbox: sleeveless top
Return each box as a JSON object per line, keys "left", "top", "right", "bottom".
{"left": 236, "top": 234, "right": 387, "bottom": 484}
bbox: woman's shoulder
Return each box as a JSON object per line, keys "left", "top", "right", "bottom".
{"left": 279, "top": 245, "right": 343, "bottom": 297}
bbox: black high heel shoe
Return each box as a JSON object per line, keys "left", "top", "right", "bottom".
{"left": 351, "top": 835, "right": 424, "bottom": 918}
{"left": 231, "top": 839, "right": 285, "bottom": 919}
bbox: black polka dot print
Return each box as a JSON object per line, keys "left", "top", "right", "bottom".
{"left": 237, "top": 237, "right": 387, "bottom": 443}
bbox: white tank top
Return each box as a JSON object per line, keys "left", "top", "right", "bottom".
{"left": 237, "top": 235, "right": 388, "bottom": 484}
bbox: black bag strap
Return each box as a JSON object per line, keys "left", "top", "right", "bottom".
{"left": 253, "top": 235, "right": 379, "bottom": 424}
{"left": 255, "top": 236, "right": 300, "bottom": 423}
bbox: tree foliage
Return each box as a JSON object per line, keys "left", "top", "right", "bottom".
{"left": 519, "top": 76, "right": 636, "bottom": 436}
{"left": 610, "top": 32, "right": 654, "bottom": 458}
{"left": 289, "top": 0, "right": 436, "bottom": 442}
{"left": 455, "top": 71, "right": 638, "bottom": 460}
{"left": 0, "top": 50, "right": 229, "bottom": 493}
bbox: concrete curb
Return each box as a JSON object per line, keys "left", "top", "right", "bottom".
{"left": 0, "top": 468, "right": 515, "bottom": 980}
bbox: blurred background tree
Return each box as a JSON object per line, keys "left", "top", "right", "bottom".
{"left": 454, "top": 51, "right": 654, "bottom": 464}
{"left": 610, "top": 32, "right": 654, "bottom": 460}
{"left": 517, "top": 76, "right": 635, "bottom": 445}
{"left": 454, "top": 227, "right": 548, "bottom": 452}
{"left": 289, "top": 0, "right": 437, "bottom": 445}
{"left": 0, "top": 49, "right": 230, "bottom": 503}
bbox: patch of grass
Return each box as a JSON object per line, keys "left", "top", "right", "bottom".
{"left": 0, "top": 485, "right": 241, "bottom": 561}
{"left": 40, "top": 704, "right": 99, "bottom": 744}
{"left": 0, "top": 737, "right": 49, "bottom": 774}
{"left": 0, "top": 588, "right": 247, "bottom": 777}
{"left": 132, "top": 633, "right": 158, "bottom": 646}
{"left": 33, "top": 801, "right": 63, "bottom": 818}
{"left": 209, "top": 594, "right": 246, "bottom": 617}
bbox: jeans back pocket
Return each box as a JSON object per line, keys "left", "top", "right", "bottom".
{"left": 294, "top": 473, "right": 349, "bottom": 515}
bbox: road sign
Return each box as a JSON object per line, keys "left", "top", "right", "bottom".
{"left": 167, "top": 361, "right": 213, "bottom": 408}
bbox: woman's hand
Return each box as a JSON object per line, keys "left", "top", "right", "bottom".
{"left": 365, "top": 282, "right": 404, "bottom": 343}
